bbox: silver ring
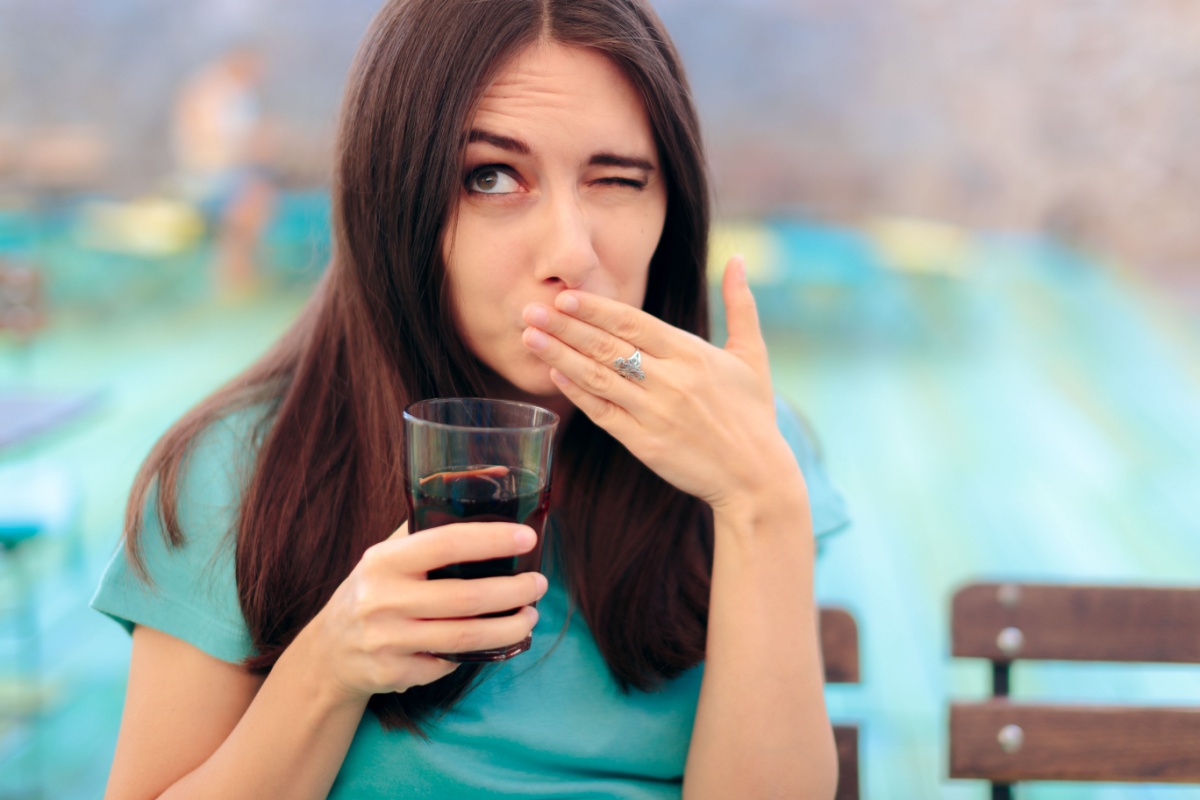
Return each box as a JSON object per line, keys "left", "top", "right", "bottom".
{"left": 613, "top": 349, "right": 645, "bottom": 381}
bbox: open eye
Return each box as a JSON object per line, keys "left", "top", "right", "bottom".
{"left": 467, "top": 167, "right": 521, "bottom": 195}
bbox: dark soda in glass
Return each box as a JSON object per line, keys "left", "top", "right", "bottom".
{"left": 408, "top": 464, "right": 550, "bottom": 587}
{"left": 403, "top": 398, "right": 558, "bottom": 662}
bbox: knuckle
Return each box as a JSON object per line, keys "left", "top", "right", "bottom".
{"left": 451, "top": 626, "right": 483, "bottom": 654}
{"left": 359, "top": 625, "right": 391, "bottom": 658}
{"left": 613, "top": 315, "right": 640, "bottom": 342}
{"left": 352, "top": 581, "right": 376, "bottom": 613}
{"left": 456, "top": 582, "right": 487, "bottom": 616}
{"left": 367, "top": 660, "right": 400, "bottom": 691}
{"left": 593, "top": 399, "right": 621, "bottom": 426}
{"left": 604, "top": 338, "right": 630, "bottom": 365}
{"left": 359, "top": 544, "right": 384, "bottom": 575}
{"left": 583, "top": 362, "right": 614, "bottom": 394}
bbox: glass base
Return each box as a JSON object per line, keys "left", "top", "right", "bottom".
{"left": 431, "top": 634, "right": 532, "bottom": 663}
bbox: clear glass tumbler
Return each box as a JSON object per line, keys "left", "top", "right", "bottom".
{"left": 403, "top": 398, "right": 559, "bottom": 661}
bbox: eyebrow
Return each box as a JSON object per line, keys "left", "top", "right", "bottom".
{"left": 588, "top": 152, "right": 656, "bottom": 171}
{"left": 468, "top": 128, "right": 656, "bottom": 172}
{"left": 468, "top": 129, "right": 530, "bottom": 155}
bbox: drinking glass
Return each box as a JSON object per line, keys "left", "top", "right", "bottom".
{"left": 403, "top": 398, "right": 558, "bottom": 661}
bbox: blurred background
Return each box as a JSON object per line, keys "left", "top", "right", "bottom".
{"left": 2, "top": 0, "right": 1199, "bottom": 797}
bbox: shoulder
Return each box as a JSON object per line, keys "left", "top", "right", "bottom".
{"left": 90, "top": 403, "right": 277, "bottom": 663}
{"left": 774, "top": 395, "right": 851, "bottom": 543}
{"left": 161, "top": 402, "right": 276, "bottom": 547}
{"left": 182, "top": 404, "right": 275, "bottom": 508}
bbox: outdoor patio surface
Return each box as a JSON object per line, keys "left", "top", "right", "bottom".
{"left": 1, "top": 227, "right": 1198, "bottom": 799}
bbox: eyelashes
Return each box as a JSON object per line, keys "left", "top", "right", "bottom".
{"left": 463, "top": 165, "right": 647, "bottom": 194}
{"left": 594, "top": 177, "right": 648, "bottom": 190}
{"left": 466, "top": 166, "right": 521, "bottom": 195}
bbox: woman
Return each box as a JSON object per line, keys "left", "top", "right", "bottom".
{"left": 93, "top": 0, "right": 850, "bottom": 797}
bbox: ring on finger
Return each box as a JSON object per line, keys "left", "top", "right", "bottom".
{"left": 613, "top": 348, "right": 645, "bottom": 381}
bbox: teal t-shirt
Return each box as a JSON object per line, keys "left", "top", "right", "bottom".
{"left": 91, "top": 397, "right": 849, "bottom": 798}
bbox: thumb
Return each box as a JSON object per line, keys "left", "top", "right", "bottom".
{"left": 721, "top": 254, "right": 767, "bottom": 364}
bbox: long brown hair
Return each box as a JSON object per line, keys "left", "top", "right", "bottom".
{"left": 126, "top": 0, "right": 712, "bottom": 733}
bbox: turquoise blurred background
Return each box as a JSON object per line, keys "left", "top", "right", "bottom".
{"left": 3, "top": 1, "right": 1200, "bottom": 798}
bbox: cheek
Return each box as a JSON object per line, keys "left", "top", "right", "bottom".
{"left": 596, "top": 204, "right": 665, "bottom": 307}
{"left": 442, "top": 217, "right": 494, "bottom": 346}
{"left": 442, "top": 209, "right": 528, "bottom": 355}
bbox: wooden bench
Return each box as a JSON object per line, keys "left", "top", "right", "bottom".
{"left": 948, "top": 582, "right": 1200, "bottom": 798}
{"left": 820, "top": 606, "right": 861, "bottom": 800}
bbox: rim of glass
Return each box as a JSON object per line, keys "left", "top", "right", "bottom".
{"left": 403, "top": 397, "right": 559, "bottom": 432}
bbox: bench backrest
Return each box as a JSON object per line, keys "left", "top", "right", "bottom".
{"left": 948, "top": 582, "right": 1200, "bottom": 794}
{"left": 820, "top": 606, "right": 860, "bottom": 800}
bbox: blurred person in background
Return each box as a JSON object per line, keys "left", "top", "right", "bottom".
{"left": 171, "top": 45, "right": 276, "bottom": 298}
{"left": 92, "top": 0, "right": 849, "bottom": 797}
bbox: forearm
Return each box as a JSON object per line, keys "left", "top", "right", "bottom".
{"left": 683, "top": 464, "right": 837, "bottom": 800}
{"left": 160, "top": 622, "right": 369, "bottom": 800}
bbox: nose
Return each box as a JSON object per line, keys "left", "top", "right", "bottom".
{"left": 532, "top": 188, "right": 600, "bottom": 290}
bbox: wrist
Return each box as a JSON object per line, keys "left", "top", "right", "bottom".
{"left": 710, "top": 459, "right": 809, "bottom": 529}
{"left": 285, "top": 608, "right": 372, "bottom": 716}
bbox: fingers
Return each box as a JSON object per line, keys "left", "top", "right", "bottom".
{"left": 552, "top": 291, "right": 677, "bottom": 357}
{"left": 523, "top": 302, "right": 639, "bottom": 372}
{"left": 407, "top": 571, "right": 549, "bottom": 619}
{"left": 522, "top": 324, "right": 646, "bottom": 409}
{"left": 416, "top": 605, "right": 540, "bottom": 656}
{"left": 375, "top": 522, "right": 537, "bottom": 575}
{"left": 720, "top": 254, "right": 768, "bottom": 368}
{"left": 547, "top": 367, "right": 639, "bottom": 442}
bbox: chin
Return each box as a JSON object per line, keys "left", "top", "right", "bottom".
{"left": 481, "top": 354, "right": 557, "bottom": 398}
{"left": 508, "top": 368, "right": 564, "bottom": 400}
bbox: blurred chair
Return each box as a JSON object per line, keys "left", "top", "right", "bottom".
{"left": 820, "top": 606, "right": 861, "bottom": 800}
{"left": 948, "top": 582, "right": 1200, "bottom": 798}
{"left": 0, "top": 259, "right": 46, "bottom": 377}
{"left": 0, "top": 260, "right": 46, "bottom": 339}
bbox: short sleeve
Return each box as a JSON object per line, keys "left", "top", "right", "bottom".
{"left": 775, "top": 396, "right": 851, "bottom": 546}
{"left": 90, "top": 412, "right": 262, "bottom": 664}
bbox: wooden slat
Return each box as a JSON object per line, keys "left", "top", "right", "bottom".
{"left": 833, "top": 724, "right": 859, "bottom": 800}
{"left": 820, "top": 607, "right": 860, "bottom": 683}
{"left": 951, "top": 583, "right": 1200, "bottom": 663}
{"left": 949, "top": 701, "right": 1200, "bottom": 783}
{"left": 823, "top": 609, "right": 860, "bottom": 799}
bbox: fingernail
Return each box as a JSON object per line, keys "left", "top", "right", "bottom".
{"left": 534, "top": 573, "right": 549, "bottom": 594}
{"left": 514, "top": 526, "right": 536, "bottom": 547}
{"left": 524, "top": 304, "right": 549, "bottom": 327}
{"left": 556, "top": 293, "right": 579, "bottom": 313}
{"left": 524, "top": 328, "right": 548, "bottom": 350}
{"left": 550, "top": 369, "right": 570, "bottom": 386}
{"left": 732, "top": 254, "right": 746, "bottom": 280}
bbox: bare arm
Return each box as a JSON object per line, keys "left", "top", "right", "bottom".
{"left": 106, "top": 624, "right": 365, "bottom": 800}
{"left": 683, "top": 462, "right": 837, "bottom": 799}
{"left": 104, "top": 520, "right": 547, "bottom": 799}
{"left": 521, "top": 254, "right": 838, "bottom": 798}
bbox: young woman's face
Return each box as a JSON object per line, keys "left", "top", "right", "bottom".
{"left": 442, "top": 42, "right": 668, "bottom": 408}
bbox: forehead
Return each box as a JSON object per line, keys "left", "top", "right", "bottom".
{"left": 471, "top": 43, "right": 657, "bottom": 156}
